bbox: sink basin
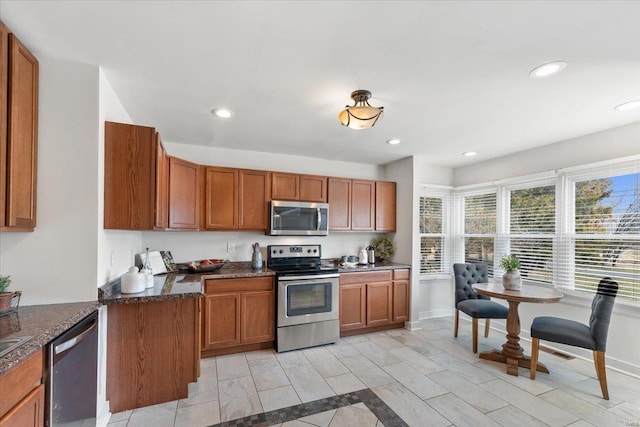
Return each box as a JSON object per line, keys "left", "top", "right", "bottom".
{"left": 0, "top": 336, "right": 33, "bottom": 358}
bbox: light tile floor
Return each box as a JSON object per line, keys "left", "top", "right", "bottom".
{"left": 108, "top": 317, "right": 640, "bottom": 426}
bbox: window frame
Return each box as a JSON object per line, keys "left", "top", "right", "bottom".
{"left": 418, "top": 186, "right": 452, "bottom": 276}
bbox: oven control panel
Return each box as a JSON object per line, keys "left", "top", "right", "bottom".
{"left": 268, "top": 244, "right": 321, "bottom": 259}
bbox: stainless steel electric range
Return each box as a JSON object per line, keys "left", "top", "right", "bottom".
{"left": 267, "top": 244, "right": 339, "bottom": 352}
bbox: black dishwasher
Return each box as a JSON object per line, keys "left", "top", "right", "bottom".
{"left": 46, "top": 311, "right": 98, "bottom": 427}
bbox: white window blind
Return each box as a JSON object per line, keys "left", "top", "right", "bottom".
{"left": 569, "top": 168, "right": 640, "bottom": 300}
{"left": 503, "top": 184, "right": 556, "bottom": 284}
{"left": 419, "top": 188, "right": 451, "bottom": 274}
{"left": 463, "top": 193, "right": 496, "bottom": 277}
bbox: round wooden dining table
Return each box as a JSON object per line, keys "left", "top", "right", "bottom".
{"left": 472, "top": 282, "right": 564, "bottom": 376}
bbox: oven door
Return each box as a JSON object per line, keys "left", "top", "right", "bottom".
{"left": 277, "top": 273, "right": 339, "bottom": 327}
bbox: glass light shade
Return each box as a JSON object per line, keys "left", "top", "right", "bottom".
{"left": 338, "top": 105, "right": 384, "bottom": 129}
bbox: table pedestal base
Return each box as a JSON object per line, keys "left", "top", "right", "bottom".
{"left": 479, "top": 350, "right": 550, "bottom": 376}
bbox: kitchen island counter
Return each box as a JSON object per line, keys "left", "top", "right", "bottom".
{"left": 99, "top": 261, "right": 275, "bottom": 305}
{"left": 0, "top": 301, "right": 99, "bottom": 375}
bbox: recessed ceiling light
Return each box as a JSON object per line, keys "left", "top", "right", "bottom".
{"left": 463, "top": 151, "right": 477, "bottom": 157}
{"left": 528, "top": 61, "right": 567, "bottom": 78}
{"left": 211, "top": 108, "right": 234, "bottom": 118}
{"left": 614, "top": 100, "right": 640, "bottom": 111}
{"left": 386, "top": 138, "right": 401, "bottom": 145}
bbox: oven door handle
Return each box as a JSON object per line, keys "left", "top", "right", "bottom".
{"left": 279, "top": 273, "right": 339, "bottom": 281}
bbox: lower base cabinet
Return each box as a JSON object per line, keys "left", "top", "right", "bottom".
{"left": 202, "top": 276, "right": 274, "bottom": 357}
{"left": 0, "top": 349, "right": 44, "bottom": 427}
{"left": 106, "top": 298, "right": 200, "bottom": 413}
{"left": 339, "top": 269, "right": 409, "bottom": 336}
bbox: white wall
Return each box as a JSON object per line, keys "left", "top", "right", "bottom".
{"left": 0, "top": 57, "right": 100, "bottom": 305}
{"left": 448, "top": 123, "right": 640, "bottom": 376}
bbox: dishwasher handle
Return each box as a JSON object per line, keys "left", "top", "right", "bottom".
{"left": 54, "top": 317, "right": 98, "bottom": 356}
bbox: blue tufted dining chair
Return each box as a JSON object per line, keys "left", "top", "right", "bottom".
{"left": 453, "top": 263, "right": 509, "bottom": 353}
{"left": 530, "top": 277, "right": 618, "bottom": 399}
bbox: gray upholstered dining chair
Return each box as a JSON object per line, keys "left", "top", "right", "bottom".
{"left": 530, "top": 277, "right": 618, "bottom": 399}
{"left": 453, "top": 263, "right": 509, "bottom": 353}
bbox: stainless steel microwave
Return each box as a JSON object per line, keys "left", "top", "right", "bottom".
{"left": 269, "top": 201, "right": 329, "bottom": 236}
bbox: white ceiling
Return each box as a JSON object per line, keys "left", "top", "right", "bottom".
{"left": 1, "top": 1, "right": 639, "bottom": 167}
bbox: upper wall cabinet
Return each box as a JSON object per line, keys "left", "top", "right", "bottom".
{"left": 204, "top": 167, "right": 271, "bottom": 231}
{"left": 168, "top": 156, "right": 200, "bottom": 230}
{"left": 328, "top": 178, "right": 396, "bottom": 232}
{"left": 272, "top": 172, "right": 327, "bottom": 202}
{"left": 104, "top": 121, "right": 171, "bottom": 230}
{"left": 0, "top": 21, "right": 39, "bottom": 232}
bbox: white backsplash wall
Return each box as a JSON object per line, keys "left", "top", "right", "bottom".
{"left": 140, "top": 231, "right": 386, "bottom": 264}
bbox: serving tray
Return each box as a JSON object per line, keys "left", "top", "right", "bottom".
{"left": 178, "top": 259, "right": 228, "bottom": 273}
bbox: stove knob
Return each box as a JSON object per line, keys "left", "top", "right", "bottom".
{"left": 313, "top": 249, "right": 317, "bottom": 253}
{"left": 279, "top": 250, "right": 284, "bottom": 254}
{"left": 307, "top": 249, "right": 312, "bottom": 253}
{"left": 272, "top": 250, "right": 277, "bottom": 254}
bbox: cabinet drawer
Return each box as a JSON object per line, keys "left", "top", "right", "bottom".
{"left": 393, "top": 269, "right": 409, "bottom": 280}
{"left": 205, "top": 277, "right": 273, "bottom": 294}
{"left": 340, "top": 270, "right": 392, "bottom": 285}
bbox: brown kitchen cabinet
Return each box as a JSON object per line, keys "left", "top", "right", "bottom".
{"left": 328, "top": 178, "right": 351, "bottom": 230}
{"left": 168, "top": 156, "right": 200, "bottom": 229}
{"left": 392, "top": 269, "right": 410, "bottom": 322}
{"left": 351, "top": 180, "right": 375, "bottom": 231}
{"left": 376, "top": 181, "right": 396, "bottom": 232}
{"left": 0, "top": 20, "right": 39, "bottom": 232}
{"left": 339, "top": 269, "right": 408, "bottom": 336}
{"left": 272, "top": 172, "right": 327, "bottom": 202}
{"left": 107, "top": 298, "right": 200, "bottom": 412}
{"left": 204, "top": 167, "right": 270, "bottom": 231}
{"left": 104, "top": 121, "right": 172, "bottom": 230}
{"left": 0, "top": 349, "right": 44, "bottom": 427}
{"left": 202, "top": 276, "right": 275, "bottom": 357}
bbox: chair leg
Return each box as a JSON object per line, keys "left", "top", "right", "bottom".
{"left": 454, "top": 309, "right": 459, "bottom": 337}
{"left": 530, "top": 338, "right": 539, "bottom": 379}
{"left": 472, "top": 318, "right": 478, "bottom": 353}
{"left": 594, "top": 351, "right": 609, "bottom": 400}
{"left": 484, "top": 319, "right": 490, "bottom": 337}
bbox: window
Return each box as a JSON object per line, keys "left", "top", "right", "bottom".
{"left": 419, "top": 188, "right": 450, "bottom": 274}
{"left": 505, "top": 184, "right": 556, "bottom": 284}
{"left": 463, "top": 193, "right": 496, "bottom": 277}
{"left": 570, "top": 172, "right": 639, "bottom": 300}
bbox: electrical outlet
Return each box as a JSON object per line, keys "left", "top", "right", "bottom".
{"left": 110, "top": 250, "right": 116, "bottom": 266}
{"left": 227, "top": 242, "right": 235, "bottom": 253}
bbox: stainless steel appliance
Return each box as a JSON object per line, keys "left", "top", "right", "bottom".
{"left": 46, "top": 311, "right": 98, "bottom": 427}
{"left": 269, "top": 201, "right": 329, "bottom": 236}
{"left": 268, "top": 244, "right": 339, "bottom": 352}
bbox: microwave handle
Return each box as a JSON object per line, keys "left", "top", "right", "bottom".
{"left": 317, "top": 208, "right": 321, "bottom": 231}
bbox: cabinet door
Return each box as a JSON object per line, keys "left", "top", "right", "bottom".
{"left": 204, "top": 167, "right": 238, "bottom": 230}
{"left": 351, "top": 180, "right": 375, "bottom": 231}
{"left": 375, "top": 181, "right": 396, "bottom": 232}
{"left": 339, "top": 283, "right": 366, "bottom": 330}
{"left": 104, "top": 122, "right": 156, "bottom": 230}
{"left": 5, "top": 33, "right": 38, "bottom": 229}
{"left": 366, "top": 282, "right": 392, "bottom": 327}
{"left": 241, "top": 290, "right": 274, "bottom": 344}
{"left": 0, "top": 384, "right": 44, "bottom": 427}
{"left": 272, "top": 172, "right": 299, "bottom": 200}
{"left": 168, "top": 157, "right": 199, "bottom": 229}
{"left": 392, "top": 280, "right": 409, "bottom": 322}
{"left": 299, "top": 175, "right": 327, "bottom": 202}
{"left": 154, "top": 133, "right": 169, "bottom": 229}
{"left": 203, "top": 293, "right": 241, "bottom": 349}
{"left": 239, "top": 169, "right": 270, "bottom": 230}
{"left": 0, "top": 22, "right": 8, "bottom": 228}
{"left": 328, "top": 178, "right": 351, "bottom": 231}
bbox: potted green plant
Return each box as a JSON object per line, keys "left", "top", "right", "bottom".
{"left": 372, "top": 237, "right": 395, "bottom": 262}
{"left": 500, "top": 254, "right": 522, "bottom": 290}
{"left": 0, "top": 275, "right": 14, "bottom": 312}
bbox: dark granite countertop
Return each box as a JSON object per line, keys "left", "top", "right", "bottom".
{"left": 334, "top": 261, "right": 411, "bottom": 273}
{"left": 0, "top": 301, "right": 99, "bottom": 376}
{"left": 99, "top": 261, "right": 275, "bottom": 305}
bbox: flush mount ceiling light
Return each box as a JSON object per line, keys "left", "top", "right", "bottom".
{"left": 528, "top": 61, "right": 567, "bottom": 78}
{"left": 211, "top": 108, "right": 234, "bottom": 118}
{"left": 386, "top": 138, "right": 401, "bottom": 145}
{"left": 338, "top": 90, "right": 384, "bottom": 129}
{"left": 614, "top": 100, "right": 640, "bottom": 111}
{"left": 463, "top": 151, "right": 477, "bottom": 157}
